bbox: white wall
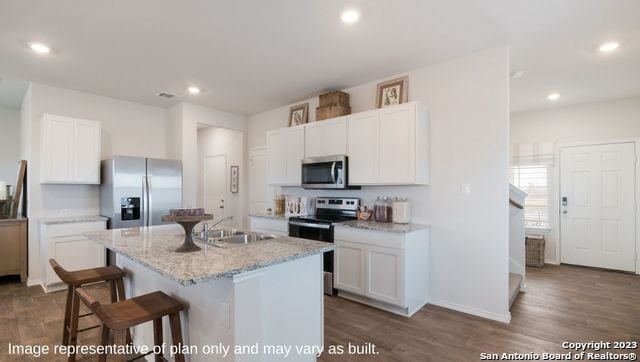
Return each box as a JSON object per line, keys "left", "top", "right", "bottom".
{"left": 197, "top": 127, "right": 245, "bottom": 228}
{"left": 0, "top": 106, "right": 21, "bottom": 186}
{"left": 247, "top": 46, "right": 511, "bottom": 321}
{"left": 22, "top": 82, "right": 168, "bottom": 284}
{"left": 167, "top": 102, "right": 247, "bottom": 210}
{"left": 511, "top": 95, "right": 640, "bottom": 264}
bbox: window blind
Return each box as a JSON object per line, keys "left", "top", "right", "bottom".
{"left": 509, "top": 165, "right": 549, "bottom": 228}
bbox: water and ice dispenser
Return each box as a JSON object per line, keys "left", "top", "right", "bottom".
{"left": 121, "top": 197, "right": 140, "bottom": 220}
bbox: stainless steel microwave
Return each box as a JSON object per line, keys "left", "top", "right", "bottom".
{"left": 301, "top": 155, "right": 353, "bottom": 189}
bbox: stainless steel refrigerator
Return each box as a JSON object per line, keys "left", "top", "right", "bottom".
{"left": 100, "top": 156, "right": 182, "bottom": 229}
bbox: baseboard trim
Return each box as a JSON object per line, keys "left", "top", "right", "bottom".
{"left": 429, "top": 298, "right": 511, "bottom": 324}
{"left": 545, "top": 259, "right": 560, "bottom": 265}
{"left": 26, "top": 278, "right": 42, "bottom": 287}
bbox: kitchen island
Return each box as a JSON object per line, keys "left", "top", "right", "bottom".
{"left": 84, "top": 225, "right": 334, "bottom": 361}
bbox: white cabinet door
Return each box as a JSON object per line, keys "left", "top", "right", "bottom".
{"left": 74, "top": 119, "right": 101, "bottom": 184}
{"left": 266, "top": 129, "right": 288, "bottom": 185}
{"left": 285, "top": 127, "right": 305, "bottom": 185}
{"left": 305, "top": 117, "right": 347, "bottom": 158}
{"left": 347, "top": 111, "right": 379, "bottom": 184}
{"left": 366, "top": 246, "right": 404, "bottom": 306}
{"left": 41, "top": 115, "right": 74, "bottom": 183}
{"left": 379, "top": 104, "right": 416, "bottom": 184}
{"left": 335, "top": 240, "right": 366, "bottom": 295}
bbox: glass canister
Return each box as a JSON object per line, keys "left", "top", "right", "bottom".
{"left": 274, "top": 195, "right": 285, "bottom": 215}
{"left": 375, "top": 197, "right": 393, "bottom": 223}
{"left": 392, "top": 197, "right": 411, "bottom": 224}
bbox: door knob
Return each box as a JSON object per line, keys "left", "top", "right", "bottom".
{"left": 562, "top": 210, "right": 568, "bottom": 214}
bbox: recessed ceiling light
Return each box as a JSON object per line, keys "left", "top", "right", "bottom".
{"left": 598, "top": 41, "right": 619, "bottom": 53}
{"left": 341, "top": 9, "right": 360, "bottom": 24}
{"left": 547, "top": 93, "right": 560, "bottom": 101}
{"left": 510, "top": 69, "right": 525, "bottom": 79}
{"left": 29, "top": 42, "right": 51, "bottom": 54}
{"left": 187, "top": 86, "right": 201, "bottom": 95}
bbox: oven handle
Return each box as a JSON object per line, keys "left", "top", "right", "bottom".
{"left": 289, "top": 221, "right": 332, "bottom": 230}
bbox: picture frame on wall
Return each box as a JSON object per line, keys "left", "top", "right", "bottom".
{"left": 230, "top": 165, "right": 239, "bottom": 193}
{"left": 375, "top": 76, "right": 408, "bottom": 108}
{"left": 288, "top": 103, "right": 309, "bottom": 126}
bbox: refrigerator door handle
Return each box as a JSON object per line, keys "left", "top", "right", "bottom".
{"left": 147, "top": 176, "right": 153, "bottom": 226}
{"left": 142, "top": 176, "right": 149, "bottom": 226}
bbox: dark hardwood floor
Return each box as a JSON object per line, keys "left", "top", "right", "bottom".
{"left": 0, "top": 264, "right": 638, "bottom": 361}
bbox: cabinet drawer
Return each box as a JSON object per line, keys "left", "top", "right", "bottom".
{"left": 334, "top": 227, "right": 404, "bottom": 249}
{"left": 249, "top": 217, "right": 288, "bottom": 234}
{"left": 47, "top": 221, "right": 106, "bottom": 238}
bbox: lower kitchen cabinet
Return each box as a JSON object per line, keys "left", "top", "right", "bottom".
{"left": 334, "top": 226, "right": 429, "bottom": 317}
{"left": 249, "top": 216, "right": 288, "bottom": 236}
{"left": 40, "top": 219, "right": 106, "bottom": 292}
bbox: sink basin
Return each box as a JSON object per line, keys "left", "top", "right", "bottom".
{"left": 218, "top": 233, "right": 276, "bottom": 245}
{"left": 207, "top": 229, "right": 245, "bottom": 240}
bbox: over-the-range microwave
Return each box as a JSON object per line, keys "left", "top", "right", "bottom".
{"left": 301, "top": 155, "right": 359, "bottom": 190}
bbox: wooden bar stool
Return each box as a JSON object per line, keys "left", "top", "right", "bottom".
{"left": 49, "top": 259, "right": 129, "bottom": 357}
{"left": 75, "top": 288, "right": 186, "bottom": 362}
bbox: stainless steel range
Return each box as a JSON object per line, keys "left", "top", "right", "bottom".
{"left": 288, "top": 197, "right": 360, "bottom": 295}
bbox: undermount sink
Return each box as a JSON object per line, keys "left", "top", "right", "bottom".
{"left": 220, "top": 233, "right": 276, "bottom": 244}
{"left": 207, "top": 229, "right": 246, "bottom": 239}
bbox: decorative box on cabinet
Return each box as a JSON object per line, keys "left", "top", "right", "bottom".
{"left": 40, "top": 219, "right": 107, "bottom": 292}
{"left": 0, "top": 218, "right": 27, "bottom": 282}
{"left": 334, "top": 226, "right": 429, "bottom": 317}
{"left": 40, "top": 114, "right": 101, "bottom": 184}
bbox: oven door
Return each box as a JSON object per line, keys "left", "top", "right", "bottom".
{"left": 301, "top": 155, "right": 345, "bottom": 189}
{"left": 288, "top": 220, "right": 336, "bottom": 295}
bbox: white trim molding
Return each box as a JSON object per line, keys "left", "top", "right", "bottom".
{"left": 428, "top": 298, "right": 512, "bottom": 324}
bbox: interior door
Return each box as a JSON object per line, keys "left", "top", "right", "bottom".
{"left": 250, "top": 148, "right": 272, "bottom": 214}
{"left": 204, "top": 154, "right": 227, "bottom": 219}
{"left": 560, "top": 142, "right": 636, "bottom": 272}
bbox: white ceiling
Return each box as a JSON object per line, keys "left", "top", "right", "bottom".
{"left": 0, "top": 0, "right": 638, "bottom": 114}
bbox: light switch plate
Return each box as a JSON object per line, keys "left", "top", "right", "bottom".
{"left": 461, "top": 184, "right": 472, "bottom": 196}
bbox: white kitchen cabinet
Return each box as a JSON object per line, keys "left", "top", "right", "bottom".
{"left": 304, "top": 117, "right": 347, "bottom": 158}
{"left": 334, "top": 226, "right": 429, "bottom": 317}
{"left": 40, "top": 219, "right": 107, "bottom": 292}
{"left": 334, "top": 240, "right": 366, "bottom": 295}
{"left": 40, "top": 114, "right": 101, "bottom": 184}
{"left": 266, "top": 126, "right": 305, "bottom": 186}
{"left": 346, "top": 111, "right": 379, "bottom": 184}
{"left": 347, "top": 102, "right": 429, "bottom": 185}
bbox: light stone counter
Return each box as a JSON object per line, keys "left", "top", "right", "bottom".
{"left": 83, "top": 224, "right": 334, "bottom": 286}
{"left": 248, "top": 213, "right": 289, "bottom": 220}
{"left": 336, "top": 219, "right": 430, "bottom": 233}
{"left": 39, "top": 215, "right": 108, "bottom": 225}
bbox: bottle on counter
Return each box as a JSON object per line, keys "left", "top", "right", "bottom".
{"left": 274, "top": 195, "right": 285, "bottom": 215}
{"left": 392, "top": 197, "right": 411, "bottom": 224}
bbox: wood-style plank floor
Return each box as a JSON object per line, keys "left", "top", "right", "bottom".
{"left": 0, "top": 264, "right": 638, "bottom": 361}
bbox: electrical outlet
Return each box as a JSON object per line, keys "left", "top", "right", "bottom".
{"left": 221, "top": 301, "right": 230, "bottom": 329}
{"left": 461, "top": 184, "right": 472, "bottom": 196}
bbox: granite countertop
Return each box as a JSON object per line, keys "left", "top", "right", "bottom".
{"left": 83, "top": 224, "right": 334, "bottom": 286}
{"left": 39, "top": 215, "right": 108, "bottom": 225}
{"left": 249, "top": 213, "right": 289, "bottom": 220}
{"left": 335, "top": 220, "right": 429, "bottom": 233}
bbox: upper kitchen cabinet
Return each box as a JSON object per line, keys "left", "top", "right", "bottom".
{"left": 40, "top": 114, "right": 101, "bottom": 184}
{"left": 266, "top": 125, "right": 305, "bottom": 185}
{"left": 304, "top": 117, "right": 347, "bottom": 158}
{"left": 347, "top": 102, "right": 429, "bottom": 185}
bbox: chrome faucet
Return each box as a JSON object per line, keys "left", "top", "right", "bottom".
{"left": 200, "top": 216, "right": 234, "bottom": 240}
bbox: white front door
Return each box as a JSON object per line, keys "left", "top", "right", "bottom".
{"left": 204, "top": 154, "right": 227, "bottom": 219}
{"left": 560, "top": 142, "right": 636, "bottom": 272}
{"left": 249, "top": 147, "right": 272, "bottom": 214}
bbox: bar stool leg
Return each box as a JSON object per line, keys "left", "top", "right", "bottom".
{"left": 68, "top": 287, "right": 81, "bottom": 362}
{"left": 98, "top": 325, "right": 110, "bottom": 362}
{"left": 169, "top": 312, "right": 184, "bottom": 362}
{"left": 113, "top": 330, "right": 128, "bottom": 362}
{"left": 153, "top": 318, "right": 163, "bottom": 362}
{"left": 115, "top": 278, "right": 132, "bottom": 345}
{"left": 62, "top": 285, "right": 74, "bottom": 345}
{"left": 109, "top": 280, "right": 118, "bottom": 303}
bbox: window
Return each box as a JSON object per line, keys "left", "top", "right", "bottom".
{"left": 510, "top": 165, "right": 549, "bottom": 228}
